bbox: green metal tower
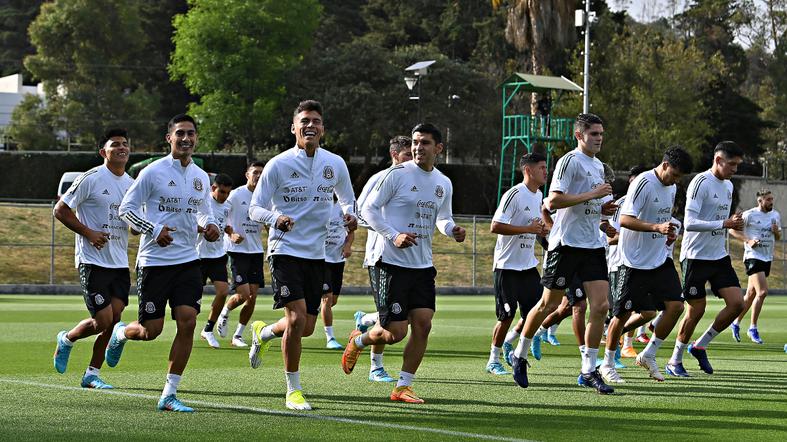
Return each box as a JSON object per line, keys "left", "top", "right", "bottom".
{"left": 498, "top": 73, "right": 582, "bottom": 203}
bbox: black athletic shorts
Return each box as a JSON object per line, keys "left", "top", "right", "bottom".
{"left": 78, "top": 263, "right": 130, "bottom": 317}
{"left": 228, "top": 251, "right": 265, "bottom": 290}
{"left": 493, "top": 267, "right": 542, "bottom": 320}
{"left": 744, "top": 258, "right": 771, "bottom": 277}
{"left": 541, "top": 244, "right": 608, "bottom": 290}
{"left": 322, "top": 261, "right": 346, "bottom": 296}
{"left": 612, "top": 258, "right": 683, "bottom": 317}
{"left": 566, "top": 275, "right": 586, "bottom": 307}
{"left": 681, "top": 256, "right": 740, "bottom": 299}
{"left": 200, "top": 255, "right": 228, "bottom": 285}
{"left": 268, "top": 254, "right": 324, "bottom": 315}
{"left": 136, "top": 260, "right": 203, "bottom": 322}
{"left": 370, "top": 261, "right": 436, "bottom": 326}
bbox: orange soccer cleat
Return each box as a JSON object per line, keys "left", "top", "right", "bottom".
{"left": 390, "top": 386, "right": 425, "bottom": 404}
{"left": 341, "top": 330, "right": 363, "bottom": 374}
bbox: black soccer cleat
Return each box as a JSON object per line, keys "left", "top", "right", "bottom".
{"left": 512, "top": 356, "right": 530, "bottom": 388}
{"left": 579, "top": 369, "right": 614, "bottom": 395}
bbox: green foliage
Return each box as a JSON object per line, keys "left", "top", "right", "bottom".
{"left": 0, "top": 0, "right": 43, "bottom": 80}
{"left": 169, "top": 0, "right": 321, "bottom": 156}
{"left": 5, "top": 94, "right": 59, "bottom": 150}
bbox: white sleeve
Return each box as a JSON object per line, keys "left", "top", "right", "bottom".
{"left": 60, "top": 171, "right": 93, "bottom": 210}
{"left": 621, "top": 181, "right": 647, "bottom": 218}
{"left": 119, "top": 169, "right": 162, "bottom": 238}
{"left": 249, "top": 161, "right": 279, "bottom": 226}
{"left": 684, "top": 179, "right": 723, "bottom": 232}
{"left": 361, "top": 172, "right": 399, "bottom": 241}
{"left": 549, "top": 155, "right": 576, "bottom": 193}
{"left": 493, "top": 187, "right": 518, "bottom": 224}
{"left": 334, "top": 160, "right": 356, "bottom": 216}
{"left": 196, "top": 179, "right": 216, "bottom": 229}
{"left": 356, "top": 176, "right": 377, "bottom": 228}
{"left": 435, "top": 180, "right": 456, "bottom": 238}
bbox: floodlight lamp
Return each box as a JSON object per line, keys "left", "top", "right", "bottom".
{"left": 575, "top": 10, "right": 585, "bottom": 27}
{"left": 404, "top": 76, "right": 418, "bottom": 91}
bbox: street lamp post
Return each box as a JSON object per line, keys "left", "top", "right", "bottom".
{"left": 575, "top": 1, "right": 596, "bottom": 113}
{"left": 404, "top": 60, "right": 435, "bottom": 123}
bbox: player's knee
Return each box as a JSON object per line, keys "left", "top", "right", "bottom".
{"left": 590, "top": 301, "right": 609, "bottom": 316}
{"left": 756, "top": 288, "right": 768, "bottom": 299}
{"left": 729, "top": 298, "right": 745, "bottom": 315}
{"left": 302, "top": 321, "right": 316, "bottom": 337}
{"left": 93, "top": 316, "right": 113, "bottom": 333}
{"left": 331, "top": 296, "right": 339, "bottom": 307}
{"left": 382, "top": 328, "right": 405, "bottom": 344}
{"left": 641, "top": 310, "right": 657, "bottom": 322}
{"left": 176, "top": 316, "right": 197, "bottom": 333}
{"left": 286, "top": 313, "right": 307, "bottom": 332}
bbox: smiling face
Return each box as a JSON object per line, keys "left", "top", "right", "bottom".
{"left": 292, "top": 110, "right": 324, "bottom": 151}
{"left": 100, "top": 136, "right": 130, "bottom": 167}
{"left": 411, "top": 131, "right": 443, "bottom": 171}
{"left": 166, "top": 121, "right": 198, "bottom": 160}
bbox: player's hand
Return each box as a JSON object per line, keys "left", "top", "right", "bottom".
{"left": 87, "top": 229, "right": 110, "bottom": 250}
{"left": 197, "top": 225, "right": 204, "bottom": 234}
{"left": 772, "top": 221, "right": 780, "bottom": 234}
{"left": 343, "top": 214, "right": 358, "bottom": 232}
{"left": 746, "top": 238, "right": 761, "bottom": 248}
{"left": 600, "top": 199, "right": 618, "bottom": 215}
{"left": 204, "top": 224, "right": 220, "bottom": 242}
{"left": 655, "top": 221, "right": 678, "bottom": 235}
{"left": 275, "top": 215, "right": 295, "bottom": 232}
{"left": 230, "top": 233, "right": 245, "bottom": 244}
{"left": 452, "top": 225, "right": 466, "bottom": 243}
{"left": 342, "top": 245, "right": 352, "bottom": 258}
{"left": 723, "top": 213, "right": 744, "bottom": 231}
{"left": 394, "top": 232, "right": 418, "bottom": 248}
{"left": 592, "top": 183, "right": 613, "bottom": 199}
{"left": 156, "top": 225, "right": 176, "bottom": 247}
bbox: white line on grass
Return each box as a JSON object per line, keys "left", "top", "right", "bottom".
{"left": 0, "top": 378, "right": 535, "bottom": 442}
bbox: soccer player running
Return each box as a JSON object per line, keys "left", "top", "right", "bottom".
{"left": 112, "top": 114, "right": 220, "bottom": 412}
{"left": 601, "top": 146, "right": 693, "bottom": 384}
{"left": 486, "top": 153, "right": 549, "bottom": 376}
{"left": 342, "top": 123, "right": 466, "bottom": 404}
{"left": 728, "top": 189, "right": 781, "bottom": 344}
{"left": 198, "top": 173, "right": 233, "bottom": 349}
{"left": 215, "top": 161, "right": 266, "bottom": 347}
{"left": 247, "top": 100, "right": 356, "bottom": 411}
{"left": 510, "top": 113, "right": 617, "bottom": 394}
{"left": 321, "top": 198, "right": 354, "bottom": 350}
{"left": 53, "top": 129, "right": 134, "bottom": 389}
{"left": 353, "top": 135, "right": 413, "bottom": 382}
{"left": 667, "top": 141, "right": 745, "bottom": 377}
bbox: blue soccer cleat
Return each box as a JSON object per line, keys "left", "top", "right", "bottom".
{"left": 503, "top": 342, "right": 514, "bottom": 366}
{"left": 354, "top": 311, "right": 369, "bottom": 333}
{"left": 530, "top": 334, "right": 543, "bottom": 361}
{"left": 688, "top": 343, "right": 713, "bottom": 374}
{"left": 577, "top": 374, "right": 585, "bottom": 386}
{"left": 326, "top": 338, "right": 344, "bottom": 350}
{"left": 53, "top": 331, "right": 73, "bottom": 374}
{"left": 157, "top": 394, "right": 194, "bottom": 412}
{"left": 486, "top": 361, "right": 510, "bottom": 375}
{"left": 614, "top": 346, "right": 626, "bottom": 369}
{"left": 104, "top": 321, "right": 127, "bottom": 368}
{"left": 81, "top": 374, "right": 113, "bottom": 389}
{"left": 731, "top": 322, "right": 741, "bottom": 342}
{"left": 666, "top": 362, "right": 690, "bottom": 377}
{"left": 368, "top": 367, "right": 395, "bottom": 382}
{"left": 579, "top": 370, "right": 614, "bottom": 394}
{"left": 512, "top": 356, "right": 530, "bottom": 388}
{"left": 748, "top": 328, "right": 763, "bottom": 344}
{"left": 546, "top": 333, "right": 561, "bottom": 346}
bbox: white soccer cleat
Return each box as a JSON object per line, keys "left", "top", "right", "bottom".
{"left": 231, "top": 336, "right": 248, "bottom": 348}
{"left": 217, "top": 315, "right": 229, "bottom": 338}
{"left": 636, "top": 353, "right": 665, "bottom": 382}
{"left": 200, "top": 330, "right": 220, "bottom": 348}
{"left": 599, "top": 364, "right": 626, "bottom": 384}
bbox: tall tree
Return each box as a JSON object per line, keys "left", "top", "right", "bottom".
{"left": 0, "top": 0, "right": 44, "bottom": 81}
{"left": 170, "top": 0, "right": 321, "bottom": 159}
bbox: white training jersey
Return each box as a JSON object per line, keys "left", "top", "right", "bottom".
{"left": 362, "top": 160, "right": 456, "bottom": 269}
{"left": 119, "top": 155, "right": 216, "bottom": 267}
{"left": 60, "top": 165, "right": 134, "bottom": 268}
{"left": 620, "top": 170, "right": 676, "bottom": 269}
{"left": 547, "top": 148, "right": 608, "bottom": 251}
{"left": 742, "top": 208, "right": 781, "bottom": 262}
{"left": 224, "top": 185, "right": 265, "bottom": 254}
{"left": 680, "top": 170, "right": 733, "bottom": 261}
{"left": 325, "top": 202, "right": 348, "bottom": 263}
{"left": 358, "top": 168, "right": 387, "bottom": 268}
{"left": 249, "top": 146, "right": 355, "bottom": 260}
{"left": 492, "top": 183, "right": 541, "bottom": 271}
{"left": 667, "top": 217, "right": 682, "bottom": 256}
{"left": 197, "top": 197, "right": 229, "bottom": 259}
{"left": 606, "top": 196, "right": 626, "bottom": 273}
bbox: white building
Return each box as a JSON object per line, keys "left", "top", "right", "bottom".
{"left": 0, "top": 73, "right": 46, "bottom": 148}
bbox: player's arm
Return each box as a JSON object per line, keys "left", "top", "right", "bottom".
{"left": 342, "top": 230, "right": 354, "bottom": 258}
{"left": 435, "top": 181, "right": 465, "bottom": 242}
{"left": 119, "top": 172, "right": 161, "bottom": 238}
{"left": 334, "top": 160, "right": 358, "bottom": 232}
{"left": 356, "top": 177, "right": 376, "bottom": 229}
{"left": 542, "top": 158, "right": 611, "bottom": 210}
{"left": 53, "top": 199, "right": 109, "bottom": 249}
{"left": 620, "top": 215, "right": 675, "bottom": 234}
{"left": 773, "top": 214, "right": 782, "bottom": 241}
{"left": 249, "top": 161, "right": 284, "bottom": 227}
{"left": 362, "top": 173, "right": 413, "bottom": 247}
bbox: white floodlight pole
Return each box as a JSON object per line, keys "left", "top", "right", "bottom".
{"left": 578, "top": 1, "right": 595, "bottom": 113}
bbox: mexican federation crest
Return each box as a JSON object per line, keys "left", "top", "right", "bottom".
{"left": 435, "top": 185, "right": 444, "bottom": 198}
{"left": 193, "top": 178, "right": 203, "bottom": 192}
{"left": 323, "top": 166, "right": 334, "bottom": 180}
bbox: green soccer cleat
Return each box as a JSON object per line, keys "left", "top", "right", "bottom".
{"left": 249, "top": 320, "right": 272, "bottom": 369}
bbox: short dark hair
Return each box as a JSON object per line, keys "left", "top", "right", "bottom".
{"left": 520, "top": 152, "right": 547, "bottom": 168}
{"left": 168, "top": 114, "right": 198, "bottom": 133}
{"left": 574, "top": 113, "right": 603, "bottom": 134}
{"left": 714, "top": 141, "right": 743, "bottom": 159}
{"left": 628, "top": 164, "right": 649, "bottom": 178}
{"left": 293, "top": 100, "right": 323, "bottom": 118}
{"left": 411, "top": 123, "right": 442, "bottom": 144}
{"left": 756, "top": 188, "right": 772, "bottom": 198}
{"left": 389, "top": 135, "right": 411, "bottom": 153}
{"left": 248, "top": 161, "right": 265, "bottom": 169}
{"left": 100, "top": 128, "right": 128, "bottom": 148}
{"left": 663, "top": 145, "right": 693, "bottom": 174}
{"left": 213, "top": 173, "right": 233, "bottom": 188}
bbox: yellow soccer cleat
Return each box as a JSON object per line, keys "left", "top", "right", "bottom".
{"left": 249, "top": 321, "right": 272, "bottom": 369}
{"left": 285, "top": 390, "right": 312, "bottom": 411}
{"left": 390, "top": 386, "right": 425, "bottom": 404}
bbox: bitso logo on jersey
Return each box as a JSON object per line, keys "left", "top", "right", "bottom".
{"left": 435, "top": 185, "right": 444, "bottom": 198}
{"left": 193, "top": 178, "right": 203, "bottom": 192}
{"left": 323, "top": 166, "right": 334, "bottom": 180}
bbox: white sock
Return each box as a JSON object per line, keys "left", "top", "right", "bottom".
{"left": 579, "top": 344, "right": 586, "bottom": 356}
{"left": 652, "top": 312, "right": 663, "bottom": 328}
{"left": 285, "top": 371, "right": 301, "bottom": 394}
{"left": 324, "top": 326, "right": 335, "bottom": 340}
{"left": 370, "top": 352, "right": 384, "bottom": 370}
{"left": 85, "top": 366, "right": 100, "bottom": 377}
{"left": 396, "top": 371, "right": 414, "bottom": 388}
{"left": 748, "top": 324, "right": 758, "bottom": 330}
{"left": 354, "top": 334, "right": 367, "bottom": 349}
{"left": 115, "top": 325, "right": 127, "bottom": 342}
{"left": 260, "top": 324, "right": 276, "bottom": 341}
{"left": 161, "top": 373, "right": 181, "bottom": 398}
{"left": 732, "top": 319, "right": 740, "bottom": 326}
{"left": 670, "top": 340, "right": 687, "bottom": 364}
{"left": 637, "top": 326, "right": 646, "bottom": 336}
{"left": 643, "top": 337, "right": 664, "bottom": 358}
{"left": 513, "top": 335, "right": 531, "bottom": 359}
{"left": 695, "top": 326, "right": 719, "bottom": 348}
{"left": 488, "top": 345, "right": 502, "bottom": 365}
{"left": 61, "top": 333, "right": 74, "bottom": 346}
{"left": 548, "top": 324, "right": 558, "bottom": 336}
{"left": 602, "top": 349, "right": 615, "bottom": 368}
{"left": 220, "top": 306, "right": 230, "bottom": 318}
{"left": 504, "top": 330, "right": 519, "bottom": 344}
{"left": 623, "top": 336, "right": 634, "bottom": 348}
{"left": 234, "top": 323, "right": 246, "bottom": 338}
{"left": 583, "top": 348, "right": 599, "bottom": 374}
{"left": 535, "top": 325, "right": 547, "bottom": 338}
{"left": 361, "top": 312, "right": 378, "bottom": 327}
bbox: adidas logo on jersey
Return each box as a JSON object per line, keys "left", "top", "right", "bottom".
{"left": 290, "top": 171, "right": 299, "bottom": 178}
{"left": 411, "top": 186, "right": 418, "bottom": 192}
{"left": 524, "top": 206, "right": 531, "bottom": 211}
{"left": 654, "top": 197, "right": 659, "bottom": 202}
{"left": 713, "top": 193, "right": 718, "bottom": 199}
{"left": 102, "top": 189, "right": 110, "bottom": 195}
{"left": 587, "top": 171, "right": 592, "bottom": 176}
{"left": 168, "top": 180, "right": 177, "bottom": 187}
{"left": 241, "top": 201, "right": 247, "bottom": 205}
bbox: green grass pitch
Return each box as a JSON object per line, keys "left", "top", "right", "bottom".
{"left": 1, "top": 294, "right": 786, "bottom": 441}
